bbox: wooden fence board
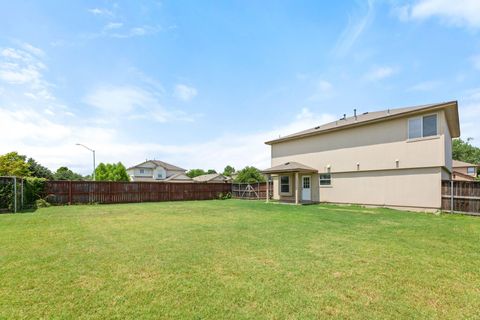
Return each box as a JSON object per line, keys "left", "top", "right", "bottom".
{"left": 44, "top": 181, "right": 231, "bottom": 205}
{"left": 441, "top": 180, "right": 480, "bottom": 214}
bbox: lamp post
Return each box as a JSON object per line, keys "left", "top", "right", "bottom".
{"left": 76, "top": 143, "right": 96, "bottom": 181}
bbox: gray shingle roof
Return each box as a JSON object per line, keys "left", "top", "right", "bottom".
{"left": 453, "top": 160, "right": 478, "bottom": 167}
{"left": 262, "top": 161, "right": 318, "bottom": 174}
{"left": 192, "top": 173, "right": 227, "bottom": 182}
{"left": 127, "top": 160, "right": 186, "bottom": 171}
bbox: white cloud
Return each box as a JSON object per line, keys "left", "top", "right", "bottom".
{"left": 364, "top": 66, "right": 397, "bottom": 81}
{"left": 471, "top": 54, "right": 480, "bottom": 70}
{"left": 88, "top": 8, "right": 113, "bottom": 16}
{"left": 333, "top": 0, "right": 375, "bottom": 57}
{"left": 0, "top": 44, "right": 54, "bottom": 100}
{"left": 173, "top": 84, "right": 198, "bottom": 101}
{"left": 459, "top": 88, "right": 480, "bottom": 146}
{"left": 84, "top": 85, "right": 194, "bottom": 122}
{"left": 308, "top": 80, "right": 334, "bottom": 101}
{"left": 408, "top": 80, "right": 442, "bottom": 91}
{"left": 396, "top": 0, "right": 480, "bottom": 28}
{"left": 105, "top": 22, "right": 123, "bottom": 30}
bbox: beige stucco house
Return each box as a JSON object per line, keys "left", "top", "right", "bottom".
{"left": 452, "top": 160, "right": 478, "bottom": 181}
{"left": 127, "top": 160, "right": 192, "bottom": 182}
{"left": 192, "top": 173, "right": 231, "bottom": 183}
{"left": 263, "top": 101, "right": 460, "bottom": 211}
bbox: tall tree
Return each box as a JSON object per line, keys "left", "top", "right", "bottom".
{"left": 234, "top": 166, "right": 265, "bottom": 183}
{"left": 222, "top": 165, "right": 235, "bottom": 177}
{"left": 54, "top": 167, "right": 84, "bottom": 180}
{"left": 453, "top": 138, "right": 480, "bottom": 167}
{"left": 0, "top": 152, "right": 30, "bottom": 177}
{"left": 94, "top": 162, "right": 129, "bottom": 181}
{"left": 207, "top": 169, "right": 217, "bottom": 174}
{"left": 27, "top": 158, "right": 54, "bottom": 179}
{"left": 186, "top": 169, "right": 206, "bottom": 178}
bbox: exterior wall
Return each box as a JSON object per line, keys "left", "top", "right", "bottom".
{"left": 271, "top": 173, "right": 319, "bottom": 203}
{"left": 453, "top": 166, "right": 478, "bottom": 177}
{"left": 272, "top": 110, "right": 449, "bottom": 173}
{"left": 319, "top": 167, "right": 442, "bottom": 210}
{"left": 270, "top": 110, "right": 452, "bottom": 210}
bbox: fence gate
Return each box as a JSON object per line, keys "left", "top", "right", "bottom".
{"left": 0, "top": 176, "right": 24, "bottom": 213}
{"left": 231, "top": 182, "right": 272, "bottom": 200}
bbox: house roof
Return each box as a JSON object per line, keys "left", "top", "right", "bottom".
{"left": 192, "top": 173, "right": 227, "bottom": 182}
{"left": 262, "top": 161, "right": 318, "bottom": 174}
{"left": 265, "top": 101, "right": 460, "bottom": 145}
{"left": 452, "top": 170, "right": 477, "bottom": 181}
{"left": 452, "top": 160, "right": 478, "bottom": 168}
{"left": 164, "top": 172, "right": 192, "bottom": 181}
{"left": 127, "top": 160, "right": 186, "bottom": 171}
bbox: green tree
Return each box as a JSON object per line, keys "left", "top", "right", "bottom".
{"left": 453, "top": 138, "right": 480, "bottom": 169}
{"left": 94, "top": 162, "right": 129, "bottom": 181}
{"left": 234, "top": 166, "right": 265, "bottom": 183}
{"left": 27, "top": 158, "right": 54, "bottom": 179}
{"left": 207, "top": 169, "right": 217, "bottom": 174}
{"left": 54, "top": 167, "right": 84, "bottom": 180}
{"left": 222, "top": 165, "right": 235, "bottom": 177}
{"left": 0, "top": 152, "right": 30, "bottom": 177}
{"left": 186, "top": 169, "right": 206, "bottom": 178}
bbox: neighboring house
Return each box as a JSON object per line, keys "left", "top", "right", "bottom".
{"left": 452, "top": 160, "right": 478, "bottom": 181}
{"left": 192, "top": 173, "right": 230, "bottom": 183}
{"left": 262, "top": 101, "right": 460, "bottom": 212}
{"left": 127, "top": 160, "right": 193, "bottom": 182}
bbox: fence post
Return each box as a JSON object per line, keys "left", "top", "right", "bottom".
{"left": 69, "top": 181, "right": 72, "bottom": 205}
{"left": 450, "top": 179, "right": 454, "bottom": 213}
{"left": 21, "top": 178, "right": 24, "bottom": 210}
{"left": 13, "top": 176, "right": 17, "bottom": 213}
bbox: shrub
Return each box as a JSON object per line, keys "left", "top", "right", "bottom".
{"left": 24, "top": 177, "right": 47, "bottom": 206}
{"left": 217, "top": 192, "right": 232, "bottom": 200}
{"left": 35, "top": 198, "right": 51, "bottom": 208}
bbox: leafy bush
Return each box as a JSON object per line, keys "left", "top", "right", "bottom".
{"left": 24, "top": 177, "right": 47, "bottom": 207}
{"left": 35, "top": 198, "right": 51, "bottom": 208}
{"left": 217, "top": 192, "right": 232, "bottom": 200}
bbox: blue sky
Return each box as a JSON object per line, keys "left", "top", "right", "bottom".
{"left": 0, "top": 0, "right": 479, "bottom": 174}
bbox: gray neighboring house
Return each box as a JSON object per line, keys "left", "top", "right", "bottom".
{"left": 127, "top": 160, "right": 193, "bottom": 182}
{"left": 192, "top": 173, "right": 231, "bottom": 183}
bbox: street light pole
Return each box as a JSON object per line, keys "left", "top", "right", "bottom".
{"left": 76, "top": 143, "right": 96, "bottom": 181}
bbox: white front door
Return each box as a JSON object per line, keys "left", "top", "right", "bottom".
{"left": 302, "top": 176, "right": 311, "bottom": 201}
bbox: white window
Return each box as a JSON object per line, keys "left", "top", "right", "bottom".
{"left": 467, "top": 167, "right": 476, "bottom": 175}
{"left": 408, "top": 114, "right": 437, "bottom": 139}
{"left": 319, "top": 173, "right": 331, "bottom": 186}
{"left": 139, "top": 169, "right": 145, "bottom": 174}
{"left": 280, "top": 176, "right": 290, "bottom": 193}
{"left": 157, "top": 172, "right": 164, "bottom": 179}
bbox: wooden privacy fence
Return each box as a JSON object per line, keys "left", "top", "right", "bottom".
{"left": 44, "top": 181, "right": 232, "bottom": 205}
{"left": 231, "top": 182, "right": 272, "bottom": 200}
{"left": 441, "top": 180, "right": 480, "bottom": 214}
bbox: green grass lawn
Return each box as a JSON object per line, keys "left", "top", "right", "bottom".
{"left": 1, "top": 200, "right": 479, "bottom": 319}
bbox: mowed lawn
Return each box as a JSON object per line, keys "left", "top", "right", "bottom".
{"left": 1, "top": 200, "right": 479, "bottom": 319}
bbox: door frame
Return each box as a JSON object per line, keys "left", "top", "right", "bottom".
{"left": 301, "top": 175, "right": 311, "bottom": 201}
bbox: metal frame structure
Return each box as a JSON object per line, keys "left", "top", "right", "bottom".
{"left": 0, "top": 176, "right": 24, "bottom": 213}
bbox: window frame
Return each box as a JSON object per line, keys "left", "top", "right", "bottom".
{"left": 467, "top": 167, "right": 476, "bottom": 175}
{"left": 139, "top": 168, "right": 145, "bottom": 174}
{"left": 279, "top": 175, "right": 291, "bottom": 195}
{"left": 319, "top": 173, "right": 332, "bottom": 187}
{"left": 408, "top": 113, "right": 438, "bottom": 140}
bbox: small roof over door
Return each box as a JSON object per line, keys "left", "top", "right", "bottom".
{"left": 262, "top": 161, "right": 318, "bottom": 174}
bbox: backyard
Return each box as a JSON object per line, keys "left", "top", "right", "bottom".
{"left": 1, "top": 200, "right": 479, "bottom": 319}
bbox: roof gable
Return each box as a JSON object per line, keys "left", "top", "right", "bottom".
{"left": 127, "top": 160, "right": 186, "bottom": 171}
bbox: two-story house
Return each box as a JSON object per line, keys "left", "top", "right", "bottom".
{"left": 127, "top": 160, "right": 193, "bottom": 182}
{"left": 262, "top": 101, "right": 460, "bottom": 212}
{"left": 452, "top": 160, "right": 478, "bottom": 181}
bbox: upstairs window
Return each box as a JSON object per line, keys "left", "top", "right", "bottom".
{"left": 319, "top": 173, "right": 331, "bottom": 186}
{"left": 139, "top": 169, "right": 145, "bottom": 174}
{"left": 467, "top": 167, "right": 476, "bottom": 175}
{"left": 280, "top": 176, "right": 290, "bottom": 193}
{"left": 408, "top": 114, "right": 437, "bottom": 139}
